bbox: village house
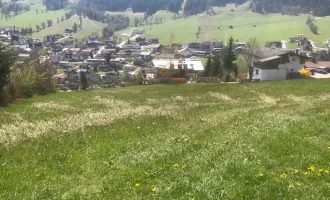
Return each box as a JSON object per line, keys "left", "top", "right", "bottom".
{"left": 246, "top": 47, "right": 309, "bottom": 81}
{"left": 152, "top": 58, "right": 204, "bottom": 81}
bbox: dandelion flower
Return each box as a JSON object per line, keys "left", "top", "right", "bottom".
{"left": 308, "top": 165, "right": 316, "bottom": 172}
{"left": 328, "top": 146, "right": 330, "bottom": 150}
{"left": 135, "top": 183, "right": 141, "bottom": 187}
{"left": 325, "top": 170, "right": 329, "bottom": 173}
{"left": 304, "top": 172, "right": 309, "bottom": 175}
{"left": 172, "top": 164, "right": 179, "bottom": 168}
{"left": 152, "top": 185, "right": 157, "bottom": 192}
{"left": 259, "top": 173, "right": 264, "bottom": 177}
{"left": 319, "top": 169, "right": 324, "bottom": 173}
{"left": 292, "top": 169, "right": 299, "bottom": 174}
{"left": 318, "top": 173, "right": 322, "bottom": 177}
{"left": 280, "top": 173, "right": 287, "bottom": 179}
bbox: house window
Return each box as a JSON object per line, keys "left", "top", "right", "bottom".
{"left": 256, "top": 69, "right": 259, "bottom": 75}
{"left": 292, "top": 57, "right": 296, "bottom": 62}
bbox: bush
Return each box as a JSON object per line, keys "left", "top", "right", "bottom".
{"left": 0, "top": 44, "right": 14, "bottom": 106}
{"left": 3, "top": 59, "right": 56, "bottom": 104}
{"left": 225, "top": 73, "right": 238, "bottom": 82}
{"left": 197, "top": 77, "right": 221, "bottom": 83}
{"left": 298, "top": 68, "right": 312, "bottom": 78}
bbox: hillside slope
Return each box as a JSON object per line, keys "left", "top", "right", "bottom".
{"left": 1, "top": 79, "right": 330, "bottom": 199}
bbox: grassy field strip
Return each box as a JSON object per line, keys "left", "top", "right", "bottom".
{"left": 1, "top": 80, "right": 330, "bottom": 198}
{"left": 31, "top": 15, "right": 107, "bottom": 40}
{"left": 0, "top": 3, "right": 68, "bottom": 29}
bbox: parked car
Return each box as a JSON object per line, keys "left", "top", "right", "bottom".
{"left": 314, "top": 67, "right": 328, "bottom": 74}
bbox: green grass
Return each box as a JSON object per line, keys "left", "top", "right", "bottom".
{"left": 32, "top": 15, "right": 107, "bottom": 40}
{"left": 0, "top": 3, "right": 68, "bottom": 29}
{"left": 1, "top": 79, "right": 330, "bottom": 199}
{"left": 286, "top": 42, "right": 299, "bottom": 49}
{"left": 116, "top": 3, "right": 330, "bottom": 47}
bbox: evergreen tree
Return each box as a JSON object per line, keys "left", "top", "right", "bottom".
{"left": 73, "top": 22, "right": 78, "bottom": 32}
{"left": 80, "top": 71, "right": 88, "bottom": 90}
{"left": 223, "top": 36, "right": 237, "bottom": 76}
{"left": 211, "top": 55, "right": 223, "bottom": 77}
{"left": 204, "top": 56, "right": 212, "bottom": 77}
{"left": 0, "top": 43, "right": 13, "bottom": 105}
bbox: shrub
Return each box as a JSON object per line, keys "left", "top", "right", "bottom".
{"left": 3, "top": 57, "right": 56, "bottom": 104}
{"left": 197, "top": 77, "right": 221, "bottom": 83}
{"left": 299, "top": 68, "right": 312, "bottom": 78}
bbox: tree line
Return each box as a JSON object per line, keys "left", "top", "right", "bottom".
{"left": 78, "top": 0, "right": 247, "bottom": 16}
{"left": 78, "top": 0, "right": 183, "bottom": 16}
{"left": 203, "top": 37, "right": 238, "bottom": 82}
{"left": 251, "top": 0, "right": 330, "bottom": 16}
{"left": 42, "top": 0, "right": 68, "bottom": 11}
{"left": 306, "top": 16, "right": 318, "bottom": 35}
{"left": 183, "top": 0, "right": 245, "bottom": 16}
{"left": 0, "top": 0, "right": 30, "bottom": 20}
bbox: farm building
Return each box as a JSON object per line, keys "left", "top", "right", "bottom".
{"left": 244, "top": 48, "right": 308, "bottom": 81}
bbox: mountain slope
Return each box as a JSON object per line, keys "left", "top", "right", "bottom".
{"left": 251, "top": 0, "right": 330, "bottom": 16}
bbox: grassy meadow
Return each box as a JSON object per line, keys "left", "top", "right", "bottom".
{"left": 117, "top": 3, "right": 330, "bottom": 47}
{"left": 0, "top": 0, "right": 107, "bottom": 40}
{"left": 32, "top": 15, "right": 107, "bottom": 40}
{"left": 0, "top": 2, "right": 68, "bottom": 29}
{"left": 1, "top": 80, "right": 330, "bottom": 199}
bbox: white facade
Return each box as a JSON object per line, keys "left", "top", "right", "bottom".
{"left": 252, "top": 54, "right": 305, "bottom": 81}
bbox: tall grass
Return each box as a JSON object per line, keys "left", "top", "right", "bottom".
{"left": 1, "top": 80, "right": 330, "bottom": 199}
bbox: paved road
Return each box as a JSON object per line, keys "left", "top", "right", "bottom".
{"left": 311, "top": 73, "right": 330, "bottom": 79}
{"left": 117, "top": 34, "right": 140, "bottom": 48}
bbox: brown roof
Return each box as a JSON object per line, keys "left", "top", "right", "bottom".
{"left": 305, "top": 61, "right": 330, "bottom": 68}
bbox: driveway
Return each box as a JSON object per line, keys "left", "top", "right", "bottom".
{"left": 311, "top": 73, "right": 330, "bottom": 79}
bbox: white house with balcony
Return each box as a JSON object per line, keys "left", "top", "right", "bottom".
{"left": 246, "top": 48, "right": 308, "bottom": 81}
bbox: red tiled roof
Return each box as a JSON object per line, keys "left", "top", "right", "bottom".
{"left": 305, "top": 61, "right": 330, "bottom": 68}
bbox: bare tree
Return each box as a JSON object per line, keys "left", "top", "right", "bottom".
{"left": 245, "top": 37, "right": 262, "bottom": 81}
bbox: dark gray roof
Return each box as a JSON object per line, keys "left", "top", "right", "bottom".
{"left": 242, "top": 47, "right": 293, "bottom": 59}
{"left": 258, "top": 47, "right": 293, "bottom": 59}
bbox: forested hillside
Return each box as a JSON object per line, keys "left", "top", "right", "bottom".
{"left": 251, "top": 0, "right": 330, "bottom": 16}
{"left": 78, "top": 0, "right": 184, "bottom": 15}
{"left": 43, "top": 0, "right": 68, "bottom": 10}
{"left": 183, "top": 0, "right": 245, "bottom": 16}
{"left": 78, "top": 0, "right": 246, "bottom": 15}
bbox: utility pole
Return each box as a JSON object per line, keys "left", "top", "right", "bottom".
{"left": 170, "top": 32, "right": 175, "bottom": 68}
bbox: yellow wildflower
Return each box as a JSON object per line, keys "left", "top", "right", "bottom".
{"left": 152, "top": 185, "right": 157, "bottom": 192}
{"left": 328, "top": 146, "right": 330, "bottom": 150}
{"left": 292, "top": 169, "right": 299, "bottom": 174}
{"left": 259, "top": 173, "right": 264, "bottom": 177}
{"left": 325, "top": 170, "right": 329, "bottom": 173}
{"left": 319, "top": 169, "right": 324, "bottom": 173}
{"left": 181, "top": 165, "right": 185, "bottom": 169}
{"left": 280, "top": 173, "right": 287, "bottom": 179}
{"left": 318, "top": 173, "right": 322, "bottom": 177}
{"left": 304, "top": 172, "right": 309, "bottom": 175}
{"left": 135, "top": 183, "right": 141, "bottom": 187}
{"left": 172, "top": 164, "right": 179, "bottom": 168}
{"left": 308, "top": 165, "right": 316, "bottom": 172}
{"left": 185, "top": 180, "right": 189, "bottom": 183}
